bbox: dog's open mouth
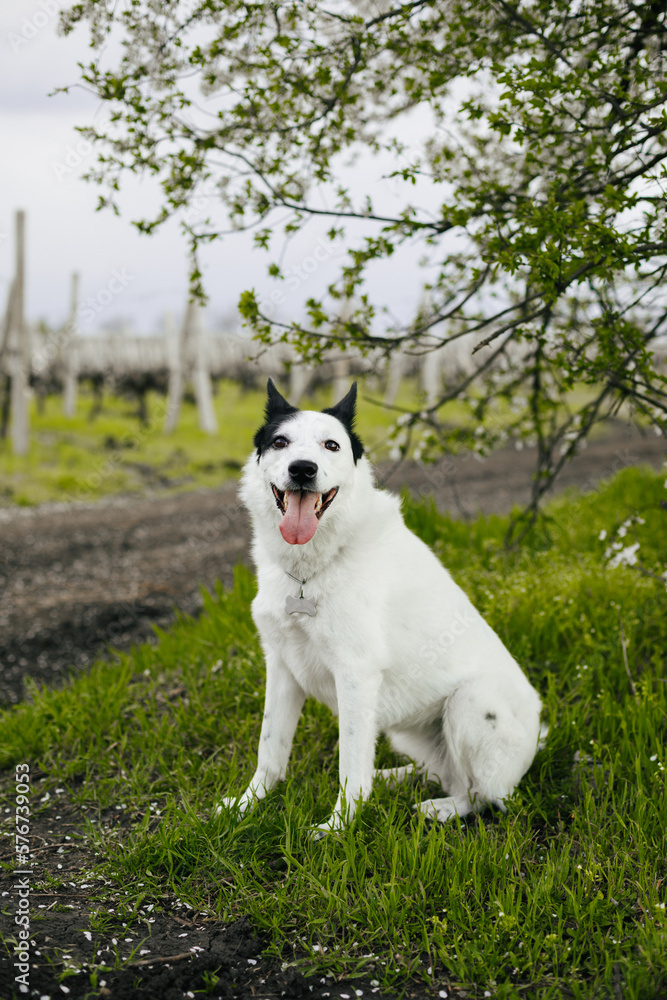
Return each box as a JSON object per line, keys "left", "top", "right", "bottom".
{"left": 271, "top": 485, "right": 339, "bottom": 545}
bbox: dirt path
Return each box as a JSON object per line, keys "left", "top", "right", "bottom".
{"left": 0, "top": 485, "right": 248, "bottom": 705}
{"left": 0, "top": 420, "right": 664, "bottom": 707}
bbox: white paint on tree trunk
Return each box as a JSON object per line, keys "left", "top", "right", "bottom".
{"left": 191, "top": 300, "right": 218, "bottom": 434}
{"left": 163, "top": 309, "right": 182, "bottom": 433}
{"left": 288, "top": 365, "right": 312, "bottom": 405}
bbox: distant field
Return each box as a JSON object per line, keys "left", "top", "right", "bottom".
{"left": 0, "top": 378, "right": 422, "bottom": 507}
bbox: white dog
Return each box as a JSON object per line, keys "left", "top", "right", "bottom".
{"left": 223, "top": 379, "right": 545, "bottom": 831}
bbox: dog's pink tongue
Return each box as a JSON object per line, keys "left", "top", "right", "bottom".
{"left": 280, "top": 491, "right": 320, "bottom": 545}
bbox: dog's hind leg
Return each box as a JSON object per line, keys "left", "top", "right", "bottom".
{"left": 382, "top": 722, "right": 449, "bottom": 788}
{"left": 418, "top": 793, "right": 482, "bottom": 822}
{"left": 416, "top": 674, "right": 542, "bottom": 822}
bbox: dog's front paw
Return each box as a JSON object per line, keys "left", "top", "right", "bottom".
{"left": 215, "top": 791, "right": 255, "bottom": 819}
{"left": 310, "top": 813, "right": 344, "bottom": 839}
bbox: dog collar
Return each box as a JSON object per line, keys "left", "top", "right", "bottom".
{"left": 285, "top": 571, "right": 317, "bottom": 617}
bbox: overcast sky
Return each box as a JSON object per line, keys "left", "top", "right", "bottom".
{"left": 0, "top": 1, "right": 435, "bottom": 337}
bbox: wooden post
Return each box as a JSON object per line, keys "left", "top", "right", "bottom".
{"left": 0, "top": 280, "right": 16, "bottom": 439}
{"left": 0, "top": 280, "right": 14, "bottom": 359}
{"left": 10, "top": 210, "right": 29, "bottom": 455}
{"left": 191, "top": 301, "right": 218, "bottom": 434}
{"left": 63, "top": 271, "right": 79, "bottom": 416}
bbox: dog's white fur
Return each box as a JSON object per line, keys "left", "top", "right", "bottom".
{"left": 224, "top": 390, "right": 544, "bottom": 831}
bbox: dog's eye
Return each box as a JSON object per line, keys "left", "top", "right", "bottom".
{"left": 273, "top": 436, "right": 289, "bottom": 449}
{"left": 324, "top": 440, "right": 340, "bottom": 452}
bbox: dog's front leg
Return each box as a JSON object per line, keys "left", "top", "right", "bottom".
{"left": 317, "top": 671, "right": 380, "bottom": 833}
{"left": 221, "top": 652, "right": 305, "bottom": 818}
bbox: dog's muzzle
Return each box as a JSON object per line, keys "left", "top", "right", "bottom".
{"left": 271, "top": 484, "right": 339, "bottom": 545}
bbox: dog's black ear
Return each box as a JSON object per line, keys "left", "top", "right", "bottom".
{"left": 254, "top": 378, "right": 299, "bottom": 459}
{"left": 325, "top": 382, "right": 357, "bottom": 427}
{"left": 265, "top": 378, "right": 297, "bottom": 423}
{"left": 323, "top": 382, "right": 364, "bottom": 463}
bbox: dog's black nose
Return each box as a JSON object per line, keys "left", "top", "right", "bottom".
{"left": 289, "top": 460, "right": 318, "bottom": 486}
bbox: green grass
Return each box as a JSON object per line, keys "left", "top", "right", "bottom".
{"left": 0, "top": 376, "right": 420, "bottom": 506}
{"left": 1, "top": 467, "right": 666, "bottom": 998}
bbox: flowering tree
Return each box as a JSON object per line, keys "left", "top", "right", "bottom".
{"left": 60, "top": 0, "right": 667, "bottom": 533}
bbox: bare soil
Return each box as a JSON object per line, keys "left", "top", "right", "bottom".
{"left": 0, "top": 421, "right": 664, "bottom": 1000}
{"left": 1, "top": 775, "right": 413, "bottom": 1000}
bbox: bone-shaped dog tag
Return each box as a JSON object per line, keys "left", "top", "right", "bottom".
{"left": 286, "top": 595, "right": 317, "bottom": 616}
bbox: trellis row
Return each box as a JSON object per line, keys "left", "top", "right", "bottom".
{"left": 0, "top": 213, "right": 513, "bottom": 453}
